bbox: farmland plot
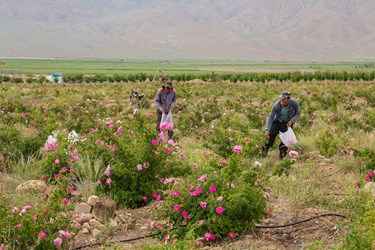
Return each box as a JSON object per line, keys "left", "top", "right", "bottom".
{"left": 0, "top": 80, "right": 374, "bottom": 249}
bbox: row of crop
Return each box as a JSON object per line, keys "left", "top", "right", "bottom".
{"left": 1, "top": 70, "right": 375, "bottom": 84}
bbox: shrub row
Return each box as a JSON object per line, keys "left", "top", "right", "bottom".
{"left": 1, "top": 70, "right": 375, "bottom": 84}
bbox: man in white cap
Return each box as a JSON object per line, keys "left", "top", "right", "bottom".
{"left": 155, "top": 81, "right": 176, "bottom": 140}
{"left": 262, "top": 90, "right": 300, "bottom": 160}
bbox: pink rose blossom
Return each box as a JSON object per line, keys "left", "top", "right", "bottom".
{"left": 55, "top": 159, "right": 60, "bottom": 165}
{"left": 173, "top": 204, "right": 181, "bottom": 212}
{"left": 243, "top": 137, "right": 250, "bottom": 142}
{"left": 199, "top": 174, "right": 207, "bottom": 183}
{"left": 193, "top": 163, "right": 199, "bottom": 168}
{"left": 63, "top": 231, "right": 71, "bottom": 239}
{"left": 204, "top": 232, "right": 216, "bottom": 241}
{"left": 152, "top": 192, "right": 161, "bottom": 201}
{"left": 105, "top": 178, "right": 112, "bottom": 186}
{"left": 151, "top": 139, "right": 158, "bottom": 146}
{"left": 147, "top": 113, "right": 153, "bottom": 118}
{"left": 96, "top": 180, "right": 101, "bottom": 186}
{"left": 198, "top": 220, "right": 204, "bottom": 227}
{"left": 165, "top": 147, "right": 171, "bottom": 153}
{"left": 137, "top": 164, "right": 143, "bottom": 171}
{"left": 133, "top": 108, "right": 139, "bottom": 115}
{"left": 267, "top": 208, "right": 272, "bottom": 216}
{"left": 216, "top": 206, "right": 224, "bottom": 215}
{"left": 233, "top": 145, "right": 242, "bottom": 153}
{"left": 228, "top": 232, "right": 235, "bottom": 239}
{"left": 288, "top": 150, "right": 299, "bottom": 158}
{"left": 221, "top": 159, "right": 227, "bottom": 165}
{"left": 181, "top": 210, "right": 189, "bottom": 218}
{"left": 143, "top": 196, "right": 148, "bottom": 201}
{"left": 104, "top": 165, "right": 111, "bottom": 177}
{"left": 55, "top": 173, "right": 62, "bottom": 179}
{"left": 167, "top": 139, "right": 174, "bottom": 145}
{"left": 349, "top": 150, "right": 354, "bottom": 157}
{"left": 150, "top": 221, "right": 155, "bottom": 230}
{"left": 39, "top": 231, "right": 47, "bottom": 239}
{"left": 158, "top": 132, "right": 165, "bottom": 142}
{"left": 14, "top": 223, "right": 22, "bottom": 229}
{"left": 54, "top": 237, "right": 63, "bottom": 247}
{"left": 200, "top": 201, "right": 207, "bottom": 208}
{"left": 209, "top": 185, "right": 217, "bottom": 193}
{"left": 61, "top": 198, "right": 68, "bottom": 205}
{"left": 217, "top": 196, "right": 223, "bottom": 201}
{"left": 172, "top": 190, "right": 179, "bottom": 197}
{"left": 179, "top": 152, "right": 186, "bottom": 158}
{"left": 44, "top": 136, "right": 58, "bottom": 151}
{"left": 112, "top": 145, "right": 118, "bottom": 152}
{"left": 12, "top": 207, "right": 19, "bottom": 213}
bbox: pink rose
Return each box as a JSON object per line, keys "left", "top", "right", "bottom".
{"left": 233, "top": 145, "right": 242, "bottom": 153}
{"left": 39, "top": 231, "right": 47, "bottom": 239}
{"left": 173, "top": 204, "right": 181, "bottom": 212}
{"left": 209, "top": 185, "right": 216, "bottom": 193}
{"left": 216, "top": 206, "right": 224, "bottom": 215}
{"left": 54, "top": 237, "right": 63, "bottom": 247}
{"left": 228, "top": 232, "right": 235, "bottom": 239}
{"left": 200, "top": 201, "right": 207, "bottom": 208}
{"left": 288, "top": 150, "right": 299, "bottom": 158}
{"left": 172, "top": 190, "right": 179, "bottom": 197}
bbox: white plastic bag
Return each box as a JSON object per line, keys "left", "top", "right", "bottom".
{"left": 279, "top": 128, "right": 297, "bottom": 147}
{"left": 160, "top": 112, "right": 174, "bottom": 131}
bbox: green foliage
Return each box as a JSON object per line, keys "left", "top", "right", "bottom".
{"left": 341, "top": 200, "right": 375, "bottom": 250}
{"left": 315, "top": 130, "right": 339, "bottom": 157}
{"left": 0, "top": 169, "right": 75, "bottom": 249}
{"left": 273, "top": 158, "right": 295, "bottom": 176}
{"left": 155, "top": 151, "right": 267, "bottom": 242}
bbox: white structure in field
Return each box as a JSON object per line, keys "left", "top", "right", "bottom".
{"left": 46, "top": 73, "right": 63, "bottom": 83}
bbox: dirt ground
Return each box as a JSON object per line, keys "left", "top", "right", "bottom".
{"left": 72, "top": 195, "right": 347, "bottom": 250}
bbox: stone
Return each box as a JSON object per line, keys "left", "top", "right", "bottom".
{"left": 87, "top": 195, "right": 99, "bottom": 206}
{"left": 82, "top": 222, "right": 93, "bottom": 232}
{"left": 108, "top": 218, "right": 117, "bottom": 229}
{"left": 92, "top": 229, "right": 103, "bottom": 238}
{"left": 78, "top": 213, "right": 93, "bottom": 224}
{"left": 81, "top": 228, "right": 90, "bottom": 234}
{"left": 194, "top": 237, "right": 205, "bottom": 248}
{"left": 92, "top": 194, "right": 116, "bottom": 223}
{"left": 74, "top": 202, "right": 92, "bottom": 214}
{"left": 72, "top": 221, "right": 82, "bottom": 231}
{"left": 89, "top": 219, "right": 106, "bottom": 231}
{"left": 16, "top": 180, "right": 47, "bottom": 193}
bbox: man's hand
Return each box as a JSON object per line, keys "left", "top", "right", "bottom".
{"left": 160, "top": 108, "right": 165, "bottom": 113}
{"left": 287, "top": 121, "right": 293, "bottom": 127}
{"left": 265, "top": 131, "right": 270, "bottom": 139}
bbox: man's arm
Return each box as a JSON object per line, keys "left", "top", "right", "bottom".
{"left": 155, "top": 89, "right": 164, "bottom": 113}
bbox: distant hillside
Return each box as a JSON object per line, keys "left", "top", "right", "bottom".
{"left": 1, "top": 0, "right": 375, "bottom": 60}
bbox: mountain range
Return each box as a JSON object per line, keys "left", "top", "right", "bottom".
{"left": 1, "top": 0, "right": 375, "bottom": 61}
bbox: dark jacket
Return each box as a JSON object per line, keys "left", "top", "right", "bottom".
{"left": 265, "top": 98, "right": 300, "bottom": 132}
{"left": 155, "top": 87, "right": 176, "bottom": 112}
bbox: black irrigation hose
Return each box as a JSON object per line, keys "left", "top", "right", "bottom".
{"left": 73, "top": 232, "right": 160, "bottom": 250}
{"left": 255, "top": 213, "right": 347, "bottom": 229}
{"left": 73, "top": 213, "right": 347, "bottom": 249}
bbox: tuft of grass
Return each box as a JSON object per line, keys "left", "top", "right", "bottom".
{"left": 74, "top": 155, "right": 105, "bottom": 183}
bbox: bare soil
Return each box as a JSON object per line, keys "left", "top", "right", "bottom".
{"left": 72, "top": 195, "right": 346, "bottom": 250}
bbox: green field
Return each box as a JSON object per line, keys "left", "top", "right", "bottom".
{"left": 0, "top": 58, "right": 374, "bottom": 75}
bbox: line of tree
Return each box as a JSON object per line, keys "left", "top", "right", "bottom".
{"left": 1, "top": 71, "right": 375, "bottom": 84}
